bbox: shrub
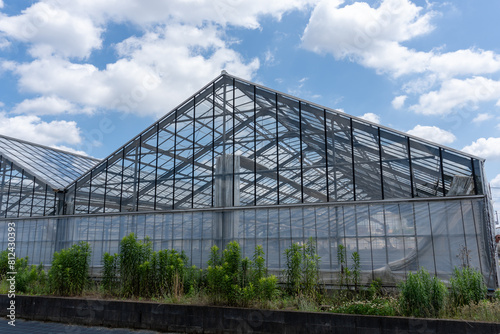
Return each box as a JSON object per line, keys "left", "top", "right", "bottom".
{"left": 103, "top": 234, "right": 198, "bottom": 299}
{"left": 351, "top": 252, "right": 361, "bottom": 291}
{"left": 150, "top": 249, "right": 186, "bottom": 297}
{"left": 494, "top": 289, "right": 500, "bottom": 301}
{"left": 337, "top": 244, "right": 349, "bottom": 289}
{"left": 223, "top": 241, "right": 242, "bottom": 287}
{"left": 0, "top": 250, "right": 9, "bottom": 278}
{"left": 206, "top": 245, "right": 227, "bottom": 304}
{"left": 119, "top": 233, "right": 152, "bottom": 297}
{"left": 221, "top": 242, "right": 245, "bottom": 305}
{"left": 303, "top": 237, "right": 320, "bottom": 296}
{"left": 252, "top": 245, "right": 266, "bottom": 286}
{"left": 284, "top": 243, "right": 302, "bottom": 295}
{"left": 284, "top": 239, "right": 322, "bottom": 297}
{"left": 368, "top": 278, "right": 383, "bottom": 299}
{"left": 184, "top": 265, "right": 203, "bottom": 295}
{"left": 205, "top": 242, "right": 278, "bottom": 305}
{"left": 241, "top": 256, "right": 252, "bottom": 287}
{"left": 206, "top": 265, "right": 227, "bottom": 304}
{"left": 398, "top": 267, "right": 447, "bottom": 318}
{"left": 10, "top": 257, "right": 47, "bottom": 294}
{"left": 257, "top": 275, "right": 279, "bottom": 301}
{"left": 449, "top": 266, "right": 487, "bottom": 307}
{"left": 102, "top": 252, "right": 119, "bottom": 294}
{"left": 49, "top": 242, "right": 91, "bottom": 296}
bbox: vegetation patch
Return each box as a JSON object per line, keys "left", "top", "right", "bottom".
{"left": 1, "top": 236, "right": 499, "bottom": 323}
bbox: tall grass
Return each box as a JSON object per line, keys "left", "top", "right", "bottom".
{"left": 205, "top": 242, "right": 279, "bottom": 306}
{"left": 398, "top": 267, "right": 447, "bottom": 318}
{"left": 119, "top": 234, "right": 152, "bottom": 297}
{"left": 449, "top": 266, "right": 486, "bottom": 308}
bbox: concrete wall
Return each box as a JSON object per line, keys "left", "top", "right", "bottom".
{"left": 1, "top": 295, "right": 499, "bottom": 334}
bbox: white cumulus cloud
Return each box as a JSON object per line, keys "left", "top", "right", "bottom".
{"left": 302, "top": 1, "right": 500, "bottom": 79}
{"left": 358, "top": 112, "right": 380, "bottom": 124}
{"left": 0, "top": 37, "right": 9, "bottom": 49}
{"left": 407, "top": 125, "right": 456, "bottom": 145}
{"left": 472, "top": 113, "right": 493, "bottom": 124}
{"left": 0, "top": 112, "right": 82, "bottom": 146}
{"left": 410, "top": 77, "right": 500, "bottom": 115}
{"left": 301, "top": 0, "right": 500, "bottom": 115}
{"left": 302, "top": 0, "right": 436, "bottom": 77}
{"left": 0, "top": 0, "right": 324, "bottom": 122}
{"left": 392, "top": 95, "right": 407, "bottom": 109}
{"left": 0, "top": 2, "right": 102, "bottom": 58}
{"left": 13, "top": 96, "right": 93, "bottom": 116}
{"left": 3, "top": 24, "right": 259, "bottom": 117}
{"left": 491, "top": 174, "right": 500, "bottom": 187}
{"left": 59, "top": 0, "right": 320, "bottom": 29}
{"left": 462, "top": 137, "right": 500, "bottom": 159}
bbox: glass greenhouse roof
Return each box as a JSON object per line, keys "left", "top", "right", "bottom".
{"left": 0, "top": 135, "right": 100, "bottom": 190}
{"left": 0, "top": 73, "right": 489, "bottom": 218}
{"left": 61, "top": 73, "right": 486, "bottom": 215}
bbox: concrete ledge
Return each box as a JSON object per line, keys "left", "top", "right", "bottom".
{"left": 1, "top": 295, "right": 499, "bottom": 333}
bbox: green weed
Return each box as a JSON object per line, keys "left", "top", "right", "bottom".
{"left": 398, "top": 267, "right": 447, "bottom": 318}
{"left": 49, "top": 241, "right": 91, "bottom": 296}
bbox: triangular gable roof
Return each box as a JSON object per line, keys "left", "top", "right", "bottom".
{"left": 63, "top": 72, "right": 485, "bottom": 214}
{"left": 0, "top": 134, "right": 100, "bottom": 190}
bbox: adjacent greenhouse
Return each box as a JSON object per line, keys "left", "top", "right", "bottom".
{"left": 0, "top": 73, "right": 498, "bottom": 288}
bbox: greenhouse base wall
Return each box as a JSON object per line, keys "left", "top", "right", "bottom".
{"left": 1, "top": 196, "right": 498, "bottom": 289}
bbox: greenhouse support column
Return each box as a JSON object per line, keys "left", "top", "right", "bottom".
{"left": 377, "top": 127, "right": 385, "bottom": 200}
{"left": 54, "top": 217, "right": 72, "bottom": 253}
{"left": 350, "top": 118, "right": 356, "bottom": 201}
{"left": 323, "top": 109, "right": 330, "bottom": 202}
{"left": 17, "top": 169, "right": 24, "bottom": 217}
{"left": 56, "top": 191, "right": 66, "bottom": 215}
{"left": 0, "top": 157, "right": 5, "bottom": 215}
{"left": 275, "top": 93, "right": 280, "bottom": 204}
{"left": 54, "top": 191, "right": 73, "bottom": 255}
{"left": 407, "top": 137, "right": 415, "bottom": 198}
{"left": 214, "top": 154, "right": 240, "bottom": 250}
{"left": 253, "top": 85, "right": 257, "bottom": 206}
{"left": 470, "top": 158, "right": 478, "bottom": 195}
{"left": 439, "top": 148, "right": 445, "bottom": 196}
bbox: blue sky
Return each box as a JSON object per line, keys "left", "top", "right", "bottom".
{"left": 0, "top": 0, "right": 499, "bottom": 217}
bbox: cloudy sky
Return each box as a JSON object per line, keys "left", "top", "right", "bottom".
{"left": 0, "top": 0, "right": 499, "bottom": 217}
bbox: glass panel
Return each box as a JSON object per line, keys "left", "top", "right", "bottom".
{"left": 442, "top": 150, "right": 474, "bottom": 196}
{"left": 380, "top": 130, "right": 412, "bottom": 199}
{"left": 328, "top": 115, "right": 354, "bottom": 201}
{"left": 352, "top": 120, "right": 382, "bottom": 200}
{"left": 410, "top": 139, "right": 443, "bottom": 197}
{"left": 254, "top": 87, "right": 278, "bottom": 205}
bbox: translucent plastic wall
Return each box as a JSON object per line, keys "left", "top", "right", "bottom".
{"left": 1, "top": 197, "right": 497, "bottom": 288}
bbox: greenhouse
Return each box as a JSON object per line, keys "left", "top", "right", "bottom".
{"left": 0, "top": 72, "right": 498, "bottom": 288}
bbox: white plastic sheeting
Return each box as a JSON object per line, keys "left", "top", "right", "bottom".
{"left": 0, "top": 197, "right": 497, "bottom": 288}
